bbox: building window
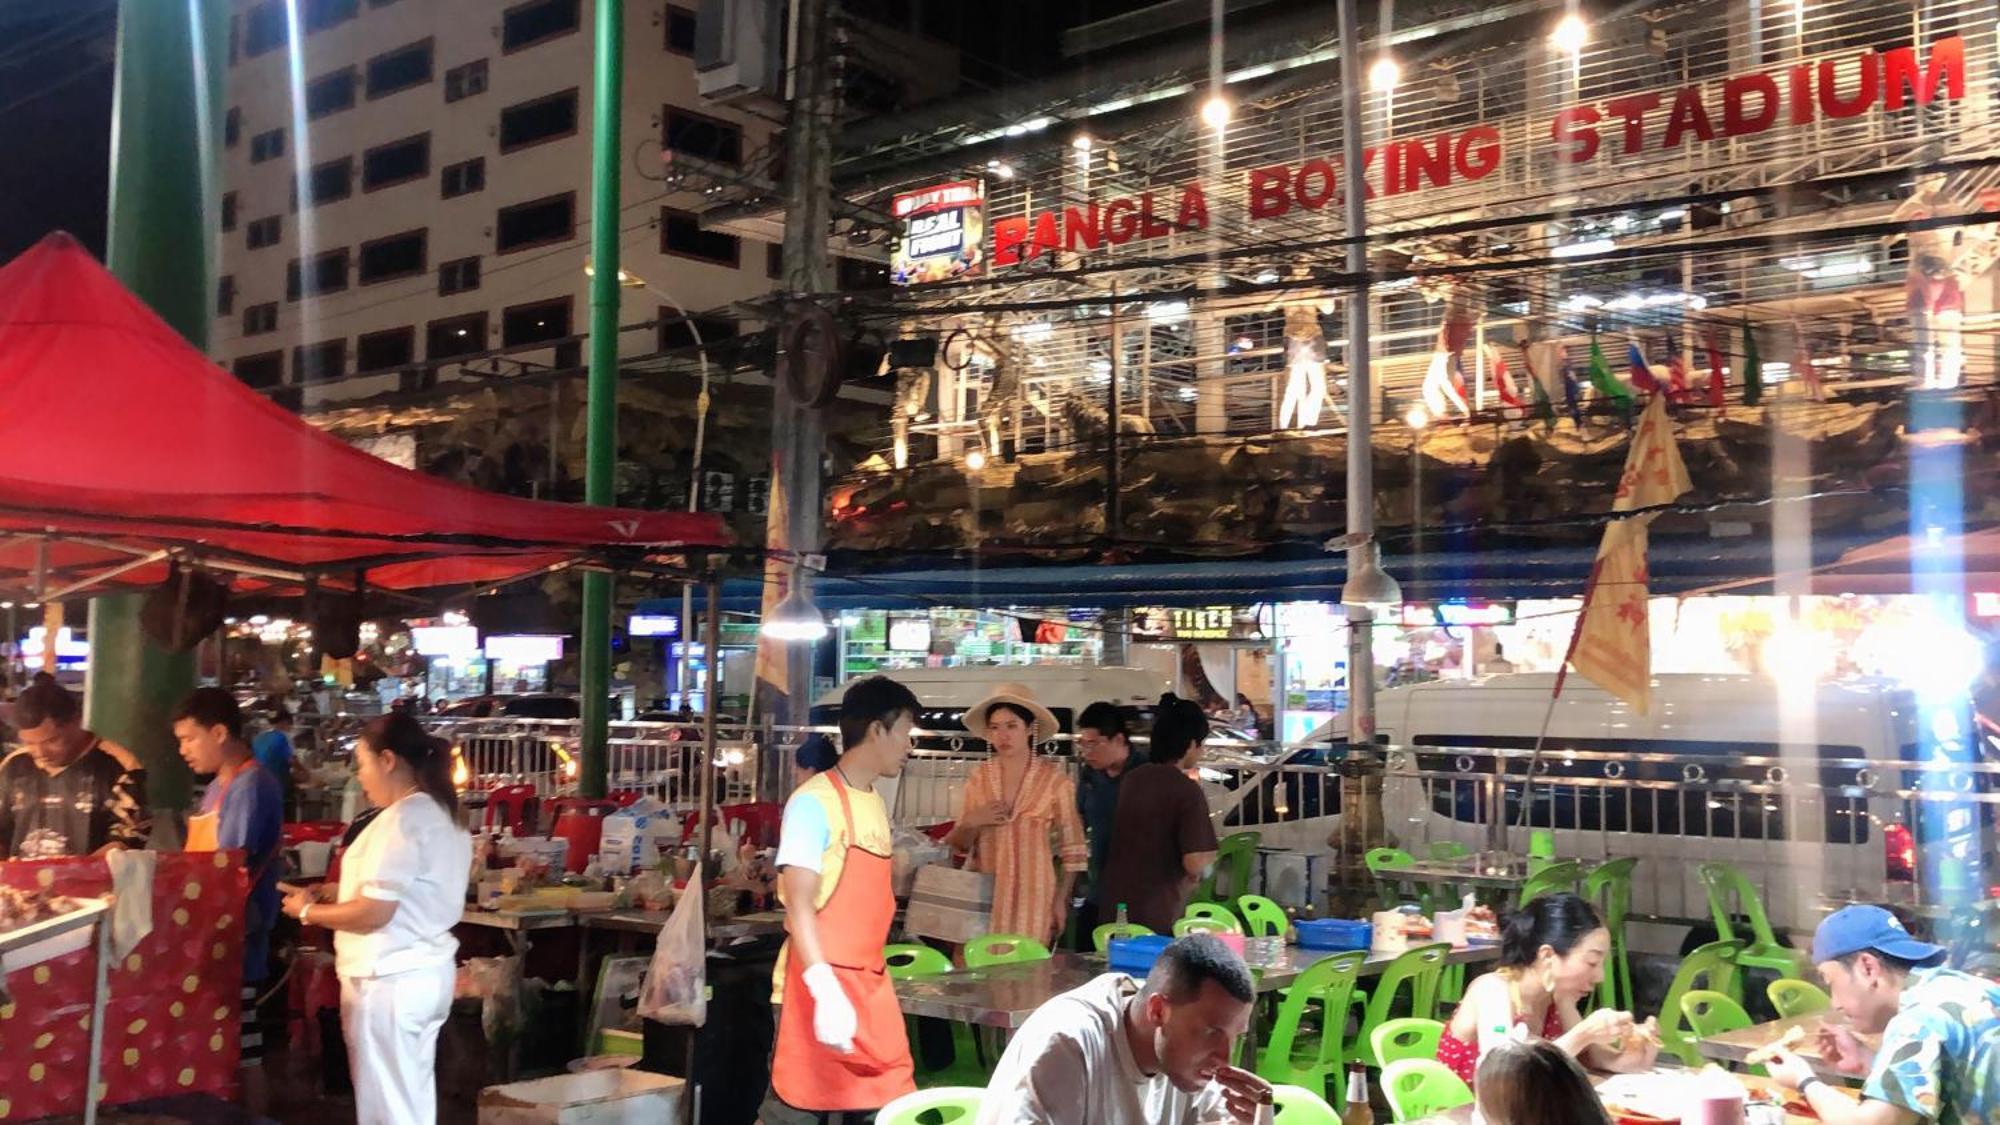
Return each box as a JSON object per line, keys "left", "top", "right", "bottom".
{"left": 224, "top": 108, "right": 241, "bottom": 148}
{"left": 766, "top": 242, "right": 782, "bottom": 279}
{"left": 293, "top": 339, "right": 347, "bottom": 384}
{"left": 216, "top": 276, "right": 235, "bottom": 317}
{"left": 221, "top": 192, "right": 238, "bottom": 232}
{"left": 427, "top": 312, "right": 487, "bottom": 359}
{"left": 366, "top": 39, "right": 433, "bottom": 100}
{"left": 242, "top": 302, "right": 279, "bottom": 336}
{"left": 444, "top": 58, "right": 488, "bottom": 102}
{"left": 502, "top": 297, "right": 572, "bottom": 347}
{"left": 234, "top": 351, "right": 285, "bottom": 389}
{"left": 358, "top": 230, "right": 427, "bottom": 284}
{"left": 663, "top": 106, "right": 741, "bottom": 166}
{"left": 304, "top": 0, "right": 358, "bottom": 33}
{"left": 441, "top": 158, "right": 485, "bottom": 199}
{"left": 837, "top": 256, "right": 890, "bottom": 291}
{"left": 301, "top": 156, "right": 353, "bottom": 208}
{"left": 362, "top": 133, "right": 429, "bottom": 192}
{"left": 246, "top": 215, "right": 281, "bottom": 249}
{"left": 250, "top": 128, "right": 285, "bottom": 164}
{"left": 306, "top": 68, "right": 357, "bottom": 120}
{"left": 243, "top": 1, "right": 287, "bottom": 56}
{"left": 286, "top": 248, "right": 349, "bottom": 301}
{"left": 356, "top": 326, "right": 416, "bottom": 373}
{"left": 665, "top": 6, "right": 697, "bottom": 55}
{"left": 496, "top": 193, "right": 574, "bottom": 253}
{"left": 660, "top": 207, "right": 738, "bottom": 266}
{"left": 499, "top": 88, "right": 578, "bottom": 152}
{"left": 501, "top": 0, "right": 580, "bottom": 53}
{"left": 659, "top": 311, "right": 736, "bottom": 351}
{"left": 437, "top": 255, "right": 482, "bottom": 295}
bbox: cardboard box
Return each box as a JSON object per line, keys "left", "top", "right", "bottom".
{"left": 478, "top": 1069, "right": 684, "bottom": 1124}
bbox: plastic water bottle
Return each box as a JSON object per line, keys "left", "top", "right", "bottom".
{"left": 1116, "top": 902, "right": 1129, "bottom": 927}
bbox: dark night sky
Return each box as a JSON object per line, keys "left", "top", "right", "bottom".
{"left": 0, "top": 1, "right": 117, "bottom": 261}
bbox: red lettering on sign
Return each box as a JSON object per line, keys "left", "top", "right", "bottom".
{"left": 1177, "top": 182, "right": 1210, "bottom": 230}
{"left": 1722, "top": 74, "right": 1778, "bottom": 136}
{"left": 1296, "top": 159, "right": 1337, "bottom": 210}
{"left": 1456, "top": 127, "right": 1501, "bottom": 181}
{"left": 1030, "top": 211, "right": 1060, "bottom": 260}
{"left": 1405, "top": 134, "right": 1452, "bottom": 191}
{"left": 1139, "top": 192, "right": 1171, "bottom": 238}
{"left": 1064, "top": 204, "right": 1102, "bottom": 252}
{"left": 1883, "top": 36, "right": 1964, "bottom": 109}
{"left": 993, "top": 216, "right": 1027, "bottom": 267}
{"left": 1105, "top": 198, "right": 1138, "bottom": 243}
{"left": 1604, "top": 94, "right": 1661, "bottom": 154}
{"left": 1818, "top": 55, "right": 1877, "bottom": 119}
{"left": 1381, "top": 140, "right": 1405, "bottom": 195}
{"left": 1663, "top": 86, "right": 1716, "bottom": 148}
{"left": 1249, "top": 166, "right": 1291, "bottom": 219}
{"left": 1551, "top": 107, "right": 1601, "bottom": 163}
{"left": 1788, "top": 64, "right": 1815, "bottom": 125}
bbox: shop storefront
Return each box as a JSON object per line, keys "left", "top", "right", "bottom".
{"left": 837, "top": 607, "right": 1105, "bottom": 678}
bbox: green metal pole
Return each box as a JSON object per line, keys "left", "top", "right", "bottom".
{"left": 578, "top": 0, "right": 624, "bottom": 799}
{"left": 92, "top": 0, "right": 226, "bottom": 821}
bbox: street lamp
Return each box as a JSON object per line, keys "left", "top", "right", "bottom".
{"left": 761, "top": 574, "right": 829, "bottom": 642}
{"left": 1550, "top": 13, "right": 1588, "bottom": 53}
{"left": 1200, "top": 95, "right": 1231, "bottom": 130}
{"left": 1340, "top": 541, "right": 1404, "bottom": 608}
{"left": 1369, "top": 56, "right": 1401, "bottom": 93}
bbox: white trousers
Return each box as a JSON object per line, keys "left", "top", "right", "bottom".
{"left": 340, "top": 964, "right": 455, "bottom": 1125}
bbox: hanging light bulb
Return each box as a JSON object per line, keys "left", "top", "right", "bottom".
{"left": 1340, "top": 542, "right": 1405, "bottom": 608}
{"left": 761, "top": 573, "right": 828, "bottom": 642}
{"left": 1200, "top": 95, "right": 1231, "bottom": 130}
{"left": 1550, "top": 13, "right": 1588, "bottom": 53}
{"left": 1369, "top": 55, "right": 1401, "bottom": 92}
{"left": 965, "top": 447, "right": 989, "bottom": 471}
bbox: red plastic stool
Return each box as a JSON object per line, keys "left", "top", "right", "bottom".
{"left": 485, "top": 784, "right": 538, "bottom": 835}
{"left": 547, "top": 798, "right": 620, "bottom": 873}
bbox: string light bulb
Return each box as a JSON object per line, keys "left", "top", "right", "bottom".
{"left": 1550, "top": 13, "right": 1588, "bottom": 53}
{"left": 1369, "top": 55, "right": 1401, "bottom": 92}
{"left": 1200, "top": 95, "right": 1231, "bottom": 129}
{"left": 965, "top": 447, "right": 988, "bottom": 471}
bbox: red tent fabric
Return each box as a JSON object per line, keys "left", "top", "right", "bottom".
{"left": 0, "top": 234, "right": 728, "bottom": 595}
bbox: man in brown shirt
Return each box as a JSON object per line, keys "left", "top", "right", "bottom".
{"left": 1095, "top": 695, "right": 1219, "bottom": 933}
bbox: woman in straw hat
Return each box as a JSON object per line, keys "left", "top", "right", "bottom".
{"left": 943, "top": 683, "right": 1089, "bottom": 947}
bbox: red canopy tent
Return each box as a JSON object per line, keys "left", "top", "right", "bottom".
{"left": 0, "top": 233, "right": 728, "bottom": 600}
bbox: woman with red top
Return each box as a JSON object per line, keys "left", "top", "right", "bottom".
{"left": 1436, "top": 892, "right": 1660, "bottom": 1085}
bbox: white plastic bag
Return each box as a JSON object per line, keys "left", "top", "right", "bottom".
{"left": 635, "top": 864, "right": 707, "bottom": 1026}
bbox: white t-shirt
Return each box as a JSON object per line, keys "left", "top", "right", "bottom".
{"left": 335, "top": 792, "right": 472, "bottom": 979}
{"left": 976, "top": 973, "right": 1232, "bottom": 1125}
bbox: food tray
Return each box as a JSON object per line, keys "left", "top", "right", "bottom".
{"left": 1295, "top": 918, "right": 1372, "bottom": 950}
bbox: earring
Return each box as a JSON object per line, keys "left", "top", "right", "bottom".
{"left": 1542, "top": 967, "right": 1557, "bottom": 994}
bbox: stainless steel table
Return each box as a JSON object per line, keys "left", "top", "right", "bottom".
{"left": 580, "top": 908, "right": 787, "bottom": 942}
{"left": 1697, "top": 1012, "right": 1855, "bottom": 1084}
{"left": 1380, "top": 851, "right": 1538, "bottom": 890}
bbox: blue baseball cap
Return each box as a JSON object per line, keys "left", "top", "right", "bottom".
{"left": 1812, "top": 905, "right": 1947, "bottom": 967}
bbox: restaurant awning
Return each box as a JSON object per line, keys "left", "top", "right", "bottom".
{"left": 0, "top": 234, "right": 729, "bottom": 599}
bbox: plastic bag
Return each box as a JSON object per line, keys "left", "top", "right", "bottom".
{"left": 636, "top": 863, "right": 707, "bottom": 1026}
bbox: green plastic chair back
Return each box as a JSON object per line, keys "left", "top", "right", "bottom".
{"left": 884, "top": 943, "right": 954, "bottom": 979}
{"left": 1175, "top": 915, "right": 1237, "bottom": 937}
{"left": 1428, "top": 840, "right": 1472, "bottom": 860}
{"left": 1518, "top": 860, "right": 1588, "bottom": 905}
{"left": 964, "top": 932, "right": 1051, "bottom": 968}
{"left": 1238, "top": 894, "right": 1294, "bottom": 939}
{"left": 1658, "top": 940, "right": 1744, "bottom": 1066}
{"left": 1681, "top": 989, "right": 1754, "bottom": 1038}
{"left": 1584, "top": 857, "right": 1640, "bottom": 1012}
{"left": 1365, "top": 847, "right": 1419, "bottom": 909}
{"left": 1697, "top": 862, "right": 1806, "bottom": 977}
{"left": 1352, "top": 943, "right": 1451, "bottom": 1067}
{"left": 1195, "top": 830, "right": 1262, "bottom": 903}
{"left": 1767, "top": 979, "right": 1832, "bottom": 1019}
{"left": 1370, "top": 1017, "right": 1445, "bottom": 1067}
{"left": 876, "top": 1085, "right": 984, "bottom": 1125}
{"left": 1183, "top": 901, "right": 1245, "bottom": 933}
{"left": 1381, "top": 1058, "right": 1474, "bottom": 1123}
{"left": 1256, "top": 949, "right": 1367, "bottom": 1095}
{"left": 1092, "top": 921, "right": 1155, "bottom": 953}
{"left": 1272, "top": 1083, "right": 1342, "bottom": 1125}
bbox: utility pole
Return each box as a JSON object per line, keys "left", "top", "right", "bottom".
{"left": 755, "top": 0, "right": 836, "bottom": 749}
{"left": 95, "top": 0, "right": 224, "bottom": 825}
{"left": 578, "top": 0, "right": 624, "bottom": 798}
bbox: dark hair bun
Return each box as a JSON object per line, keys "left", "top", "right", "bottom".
{"left": 1499, "top": 892, "right": 1603, "bottom": 968}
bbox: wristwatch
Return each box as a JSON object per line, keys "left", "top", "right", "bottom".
{"left": 301, "top": 903, "right": 313, "bottom": 926}
{"left": 1797, "top": 1077, "right": 1824, "bottom": 1098}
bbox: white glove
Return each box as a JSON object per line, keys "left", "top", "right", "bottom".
{"left": 801, "top": 961, "right": 857, "bottom": 1053}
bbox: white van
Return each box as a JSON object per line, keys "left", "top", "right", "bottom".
{"left": 1374, "top": 673, "right": 1985, "bottom": 952}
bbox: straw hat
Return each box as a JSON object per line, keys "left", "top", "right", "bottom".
{"left": 960, "top": 682, "right": 1059, "bottom": 745}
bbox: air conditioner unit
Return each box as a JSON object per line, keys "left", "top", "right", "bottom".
{"left": 695, "top": 0, "right": 786, "bottom": 105}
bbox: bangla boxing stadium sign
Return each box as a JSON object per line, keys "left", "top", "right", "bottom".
{"left": 985, "top": 35, "right": 1966, "bottom": 269}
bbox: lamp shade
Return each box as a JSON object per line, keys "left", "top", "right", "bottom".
{"left": 1340, "top": 542, "right": 1404, "bottom": 608}
{"left": 761, "top": 579, "right": 829, "bottom": 642}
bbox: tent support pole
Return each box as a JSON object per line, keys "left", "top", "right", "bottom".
{"left": 578, "top": 0, "right": 624, "bottom": 798}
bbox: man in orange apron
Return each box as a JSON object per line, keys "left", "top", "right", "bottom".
{"left": 760, "top": 676, "right": 923, "bottom": 1123}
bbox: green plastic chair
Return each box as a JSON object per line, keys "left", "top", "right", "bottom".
{"left": 1698, "top": 862, "right": 1808, "bottom": 978}
{"left": 964, "top": 933, "right": 1050, "bottom": 968}
{"left": 876, "top": 1085, "right": 984, "bottom": 1125}
{"left": 1182, "top": 901, "right": 1246, "bottom": 933}
{"left": 1092, "top": 921, "right": 1155, "bottom": 953}
{"left": 1351, "top": 943, "right": 1451, "bottom": 1067}
{"left": 1272, "top": 1083, "right": 1342, "bottom": 1124}
{"left": 1681, "top": 989, "right": 1760, "bottom": 1074}
{"left": 1370, "top": 1017, "right": 1445, "bottom": 1067}
{"left": 1238, "top": 894, "right": 1294, "bottom": 939}
{"left": 1196, "top": 831, "right": 1262, "bottom": 904}
{"left": 1365, "top": 847, "right": 1421, "bottom": 909}
{"left": 885, "top": 943, "right": 955, "bottom": 978}
{"left": 1584, "top": 857, "right": 1640, "bottom": 1012}
{"left": 1256, "top": 949, "right": 1367, "bottom": 1097}
{"left": 1175, "top": 915, "right": 1237, "bottom": 937}
{"left": 1517, "top": 860, "right": 1588, "bottom": 905}
{"left": 1381, "top": 1058, "right": 1474, "bottom": 1123}
{"left": 1767, "top": 979, "right": 1832, "bottom": 1019}
{"left": 1658, "top": 940, "right": 1744, "bottom": 1067}
{"left": 1428, "top": 840, "right": 1472, "bottom": 860}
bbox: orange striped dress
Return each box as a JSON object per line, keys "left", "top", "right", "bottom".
{"left": 957, "top": 756, "right": 1089, "bottom": 945}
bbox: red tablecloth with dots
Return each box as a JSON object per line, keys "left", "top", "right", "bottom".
{"left": 1, "top": 852, "right": 245, "bottom": 1121}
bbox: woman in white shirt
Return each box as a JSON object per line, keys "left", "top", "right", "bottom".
{"left": 281, "top": 713, "right": 471, "bottom": 1125}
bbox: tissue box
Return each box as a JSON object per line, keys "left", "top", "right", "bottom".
{"left": 597, "top": 802, "right": 680, "bottom": 875}
{"left": 1371, "top": 909, "right": 1436, "bottom": 954}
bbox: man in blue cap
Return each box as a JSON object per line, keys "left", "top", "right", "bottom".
{"left": 1767, "top": 904, "right": 2000, "bottom": 1125}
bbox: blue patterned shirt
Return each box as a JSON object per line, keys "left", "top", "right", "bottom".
{"left": 1862, "top": 967, "right": 2000, "bottom": 1125}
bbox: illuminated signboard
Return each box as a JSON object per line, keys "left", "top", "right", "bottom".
{"left": 891, "top": 180, "right": 986, "bottom": 285}
{"left": 484, "top": 634, "right": 564, "bottom": 664}
{"left": 629, "top": 614, "right": 680, "bottom": 638}
{"left": 411, "top": 625, "right": 480, "bottom": 658}
{"left": 887, "top": 617, "right": 934, "bottom": 653}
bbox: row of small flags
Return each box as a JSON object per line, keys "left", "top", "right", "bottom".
{"left": 1419, "top": 320, "right": 1823, "bottom": 425}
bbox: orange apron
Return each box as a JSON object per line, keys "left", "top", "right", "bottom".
{"left": 771, "top": 780, "right": 915, "bottom": 1112}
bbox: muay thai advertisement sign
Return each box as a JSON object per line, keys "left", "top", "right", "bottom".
{"left": 892, "top": 180, "right": 987, "bottom": 285}
{"left": 989, "top": 35, "right": 1966, "bottom": 268}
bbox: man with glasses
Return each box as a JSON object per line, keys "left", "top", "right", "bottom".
{"left": 1073, "top": 701, "right": 1145, "bottom": 947}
